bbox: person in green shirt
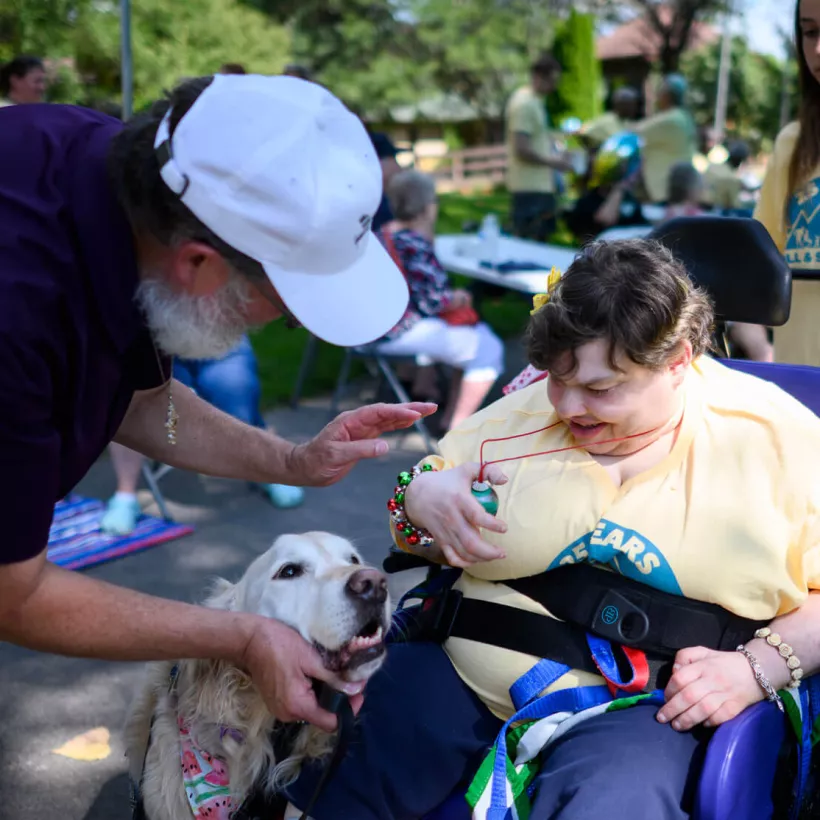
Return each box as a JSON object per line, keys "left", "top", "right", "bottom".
{"left": 505, "top": 53, "right": 574, "bottom": 241}
{"left": 635, "top": 74, "right": 697, "bottom": 204}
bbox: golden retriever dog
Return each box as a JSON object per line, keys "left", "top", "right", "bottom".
{"left": 125, "top": 532, "right": 391, "bottom": 820}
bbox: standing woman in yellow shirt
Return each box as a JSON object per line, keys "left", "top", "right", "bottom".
{"left": 754, "top": 0, "right": 820, "bottom": 366}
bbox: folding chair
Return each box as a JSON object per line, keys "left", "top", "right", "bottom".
{"left": 140, "top": 461, "right": 175, "bottom": 522}
{"left": 331, "top": 345, "right": 437, "bottom": 453}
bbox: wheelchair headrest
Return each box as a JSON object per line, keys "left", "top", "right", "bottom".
{"left": 647, "top": 217, "right": 792, "bottom": 327}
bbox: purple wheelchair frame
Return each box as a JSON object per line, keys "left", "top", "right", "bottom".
{"left": 421, "top": 359, "right": 820, "bottom": 820}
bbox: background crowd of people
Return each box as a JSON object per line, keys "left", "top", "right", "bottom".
{"left": 0, "top": 24, "right": 813, "bottom": 520}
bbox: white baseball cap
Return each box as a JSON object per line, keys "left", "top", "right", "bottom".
{"left": 153, "top": 73, "right": 409, "bottom": 347}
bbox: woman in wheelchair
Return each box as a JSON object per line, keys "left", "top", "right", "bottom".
{"left": 285, "top": 239, "right": 820, "bottom": 820}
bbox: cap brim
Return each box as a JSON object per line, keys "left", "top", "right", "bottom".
{"left": 262, "top": 235, "right": 409, "bottom": 348}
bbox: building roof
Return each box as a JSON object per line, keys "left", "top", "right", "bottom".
{"left": 597, "top": 8, "right": 718, "bottom": 62}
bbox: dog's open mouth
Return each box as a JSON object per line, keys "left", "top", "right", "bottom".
{"left": 314, "top": 617, "right": 387, "bottom": 672}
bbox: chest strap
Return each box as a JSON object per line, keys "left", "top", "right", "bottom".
{"left": 426, "top": 563, "right": 768, "bottom": 691}
{"left": 505, "top": 563, "right": 768, "bottom": 654}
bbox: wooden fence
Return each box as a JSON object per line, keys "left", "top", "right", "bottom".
{"left": 422, "top": 144, "right": 508, "bottom": 191}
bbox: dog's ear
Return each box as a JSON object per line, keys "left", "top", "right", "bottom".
{"left": 203, "top": 577, "right": 239, "bottom": 611}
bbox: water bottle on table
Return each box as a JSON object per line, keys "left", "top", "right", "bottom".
{"left": 478, "top": 213, "right": 501, "bottom": 269}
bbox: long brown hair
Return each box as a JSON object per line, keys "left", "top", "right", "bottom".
{"left": 788, "top": 0, "right": 820, "bottom": 204}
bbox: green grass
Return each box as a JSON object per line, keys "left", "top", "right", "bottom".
{"left": 251, "top": 190, "right": 558, "bottom": 407}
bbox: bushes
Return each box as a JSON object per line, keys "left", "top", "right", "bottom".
{"left": 550, "top": 10, "right": 603, "bottom": 125}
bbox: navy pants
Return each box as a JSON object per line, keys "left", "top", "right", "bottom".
{"left": 511, "top": 192, "right": 557, "bottom": 242}
{"left": 286, "top": 643, "right": 708, "bottom": 819}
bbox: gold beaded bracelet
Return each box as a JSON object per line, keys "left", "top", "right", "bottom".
{"left": 754, "top": 627, "right": 804, "bottom": 689}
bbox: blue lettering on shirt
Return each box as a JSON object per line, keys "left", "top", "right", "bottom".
{"left": 786, "top": 177, "right": 820, "bottom": 272}
{"left": 547, "top": 519, "right": 682, "bottom": 595}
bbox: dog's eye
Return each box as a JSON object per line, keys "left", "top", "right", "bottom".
{"left": 350, "top": 555, "right": 361, "bottom": 565}
{"left": 274, "top": 563, "right": 304, "bottom": 580}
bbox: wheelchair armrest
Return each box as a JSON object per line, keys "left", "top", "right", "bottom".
{"left": 695, "top": 700, "right": 786, "bottom": 820}
{"left": 383, "top": 549, "right": 437, "bottom": 574}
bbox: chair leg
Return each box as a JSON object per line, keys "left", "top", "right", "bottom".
{"left": 330, "top": 348, "right": 355, "bottom": 416}
{"left": 375, "top": 356, "right": 437, "bottom": 453}
{"left": 290, "top": 334, "right": 319, "bottom": 409}
{"left": 141, "top": 461, "right": 174, "bottom": 522}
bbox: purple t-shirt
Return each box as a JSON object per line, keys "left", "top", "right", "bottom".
{"left": 0, "top": 104, "right": 168, "bottom": 564}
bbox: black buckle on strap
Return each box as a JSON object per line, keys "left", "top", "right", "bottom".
{"left": 591, "top": 590, "right": 650, "bottom": 645}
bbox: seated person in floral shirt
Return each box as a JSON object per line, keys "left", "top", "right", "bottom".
{"left": 377, "top": 170, "right": 505, "bottom": 432}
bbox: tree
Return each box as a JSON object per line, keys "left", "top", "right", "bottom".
{"left": 0, "top": 0, "right": 290, "bottom": 112}
{"left": 627, "top": 0, "right": 729, "bottom": 72}
{"left": 551, "top": 10, "right": 603, "bottom": 123}
{"left": 0, "top": 0, "right": 82, "bottom": 62}
{"left": 238, "top": 0, "right": 422, "bottom": 116}
{"left": 682, "top": 35, "right": 796, "bottom": 151}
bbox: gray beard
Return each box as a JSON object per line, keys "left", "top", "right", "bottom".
{"left": 135, "top": 275, "right": 252, "bottom": 360}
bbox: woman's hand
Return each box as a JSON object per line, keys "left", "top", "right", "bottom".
{"left": 656, "top": 646, "right": 765, "bottom": 732}
{"left": 403, "top": 463, "right": 508, "bottom": 568}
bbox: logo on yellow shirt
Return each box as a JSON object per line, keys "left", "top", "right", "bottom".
{"left": 786, "top": 176, "right": 820, "bottom": 270}
{"left": 548, "top": 518, "right": 682, "bottom": 595}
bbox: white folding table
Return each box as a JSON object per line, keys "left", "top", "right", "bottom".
{"left": 434, "top": 234, "right": 578, "bottom": 294}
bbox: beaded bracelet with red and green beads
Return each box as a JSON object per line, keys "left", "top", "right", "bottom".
{"left": 387, "top": 463, "right": 437, "bottom": 547}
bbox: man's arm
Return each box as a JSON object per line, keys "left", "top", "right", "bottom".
{"left": 115, "top": 379, "right": 435, "bottom": 487}
{"left": 513, "top": 132, "right": 573, "bottom": 172}
{"left": 115, "top": 379, "right": 292, "bottom": 482}
{"left": 593, "top": 185, "right": 627, "bottom": 228}
{"left": 0, "top": 552, "right": 355, "bottom": 729}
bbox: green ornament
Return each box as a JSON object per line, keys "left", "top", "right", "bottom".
{"left": 471, "top": 481, "right": 500, "bottom": 516}
{"left": 397, "top": 471, "right": 413, "bottom": 486}
{"left": 421, "top": 463, "right": 433, "bottom": 472}
{"left": 395, "top": 492, "right": 405, "bottom": 504}
{"left": 402, "top": 524, "right": 414, "bottom": 536}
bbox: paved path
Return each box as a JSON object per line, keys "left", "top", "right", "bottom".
{"left": 0, "top": 400, "right": 430, "bottom": 820}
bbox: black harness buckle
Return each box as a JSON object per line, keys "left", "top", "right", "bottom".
{"left": 591, "top": 590, "right": 650, "bottom": 645}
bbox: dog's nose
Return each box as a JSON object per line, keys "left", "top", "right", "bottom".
{"left": 345, "top": 568, "right": 388, "bottom": 604}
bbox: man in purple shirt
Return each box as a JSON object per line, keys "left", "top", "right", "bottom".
{"left": 0, "top": 73, "right": 432, "bottom": 730}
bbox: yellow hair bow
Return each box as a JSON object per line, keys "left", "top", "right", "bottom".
{"left": 530, "top": 267, "right": 562, "bottom": 315}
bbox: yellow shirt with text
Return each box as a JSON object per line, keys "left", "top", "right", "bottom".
{"left": 755, "top": 121, "right": 820, "bottom": 366}
{"left": 398, "top": 357, "right": 820, "bottom": 720}
{"left": 505, "top": 86, "right": 556, "bottom": 194}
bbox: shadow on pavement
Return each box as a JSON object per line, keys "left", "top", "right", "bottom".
{"left": 83, "top": 773, "right": 132, "bottom": 820}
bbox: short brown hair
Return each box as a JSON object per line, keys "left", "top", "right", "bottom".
{"left": 527, "top": 239, "right": 714, "bottom": 376}
{"left": 218, "top": 63, "right": 246, "bottom": 75}
{"left": 667, "top": 161, "right": 702, "bottom": 205}
{"left": 531, "top": 53, "right": 561, "bottom": 78}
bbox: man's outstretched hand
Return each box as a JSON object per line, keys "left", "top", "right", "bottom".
{"left": 287, "top": 402, "right": 437, "bottom": 487}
